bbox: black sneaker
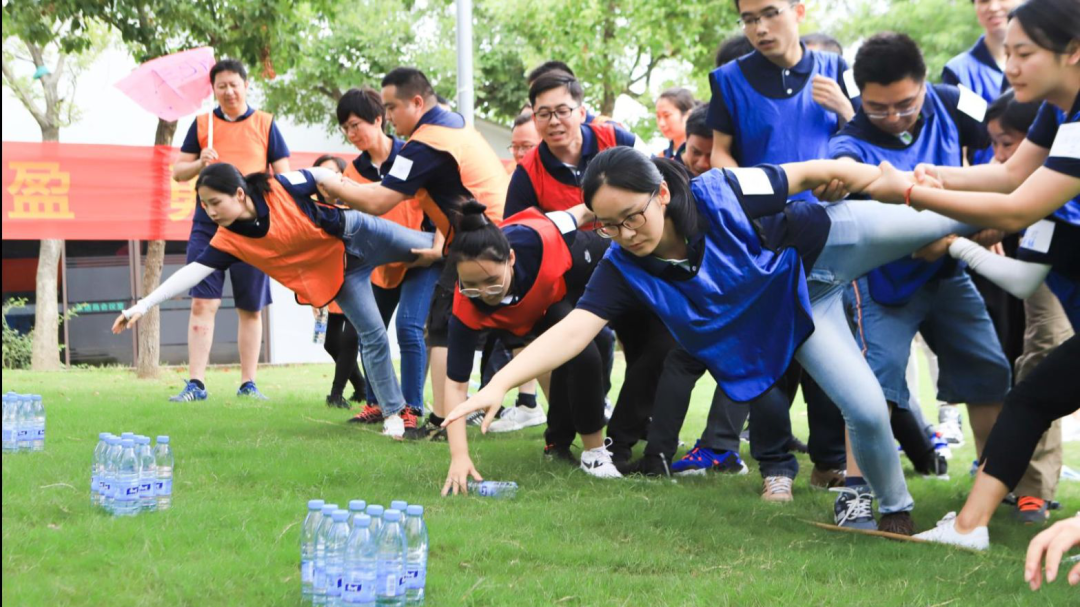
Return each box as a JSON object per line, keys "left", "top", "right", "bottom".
{"left": 348, "top": 391, "right": 366, "bottom": 405}
{"left": 879, "top": 511, "right": 916, "bottom": 536}
{"left": 625, "top": 453, "right": 670, "bottom": 478}
{"left": 403, "top": 408, "right": 432, "bottom": 441}
{"left": 544, "top": 444, "right": 578, "bottom": 466}
{"left": 607, "top": 444, "right": 633, "bottom": 475}
{"left": 326, "top": 395, "right": 351, "bottom": 410}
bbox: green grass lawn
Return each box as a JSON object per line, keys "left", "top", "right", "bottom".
{"left": 2, "top": 360, "right": 1078, "bottom": 606}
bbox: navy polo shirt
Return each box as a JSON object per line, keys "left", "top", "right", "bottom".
{"left": 941, "top": 36, "right": 1006, "bottom": 98}
{"left": 577, "top": 164, "right": 828, "bottom": 321}
{"left": 195, "top": 170, "right": 344, "bottom": 270}
{"left": 706, "top": 45, "right": 857, "bottom": 136}
{"left": 380, "top": 106, "right": 475, "bottom": 214}
{"left": 351, "top": 136, "right": 407, "bottom": 182}
{"left": 504, "top": 123, "right": 637, "bottom": 217}
{"left": 1027, "top": 91, "right": 1080, "bottom": 180}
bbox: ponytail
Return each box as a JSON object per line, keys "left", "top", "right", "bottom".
{"left": 448, "top": 200, "right": 511, "bottom": 263}
{"left": 196, "top": 162, "right": 272, "bottom": 198}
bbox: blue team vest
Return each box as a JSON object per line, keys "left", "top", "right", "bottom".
{"left": 606, "top": 169, "right": 814, "bottom": 402}
{"left": 944, "top": 37, "right": 1004, "bottom": 166}
{"left": 829, "top": 86, "right": 963, "bottom": 306}
{"left": 714, "top": 51, "right": 845, "bottom": 203}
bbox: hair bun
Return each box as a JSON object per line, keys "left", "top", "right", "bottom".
{"left": 458, "top": 200, "right": 489, "bottom": 232}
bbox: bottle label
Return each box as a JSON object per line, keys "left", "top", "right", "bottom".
{"left": 378, "top": 569, "right": 405, "bottom": 597}
{"left": 114, "top": 481, "right": 140, "bottom": 502}
{"left": 139, "top": 480, "right": 155, "bottom": 498}
{"left": 16, "top": 429, "right": 30, "bottom": 440}
{"left": 313, "top": 565, "right": 327, "bottom": 590}
{"left": 156, "top": 478, "right": 173, "bottom": 497}
{"left": 405, "top": 564, "right": 426, "bottom": 590}
{"left": 326, "top": 571, "right": 343, "bottom": 598}
{"left": 101, "top": 480, "right": 113, "bottom": 498}
{"left": 300, "top": 560, "right": 314, "bottom": 584}
{"left": 342, "top": 572, "right": 376, "bottom": 604}
{"left": 91, "top": 474, "right": 99, "bottom": 491}
{"left": 34, "top": 426, "right": 45, "bottom": 440}
{"left": 2, "top": 428, "right": 11, "bottom": 442}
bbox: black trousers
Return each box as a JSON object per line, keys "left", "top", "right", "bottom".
{"left": 540, "top": 299, "right": 608, "bottom": 446}
{"left": 982, "top": 335, "right": 1079, "bottom": 490}
{"left": 604, "top": 312, "right": 677, "bottom": 458}
{"left": 324, "top": 313, "right": 366, "bottom": 399}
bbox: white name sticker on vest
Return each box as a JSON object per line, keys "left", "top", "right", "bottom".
{"left": 1049, "top": 123, "right": 1080, "bottom": 160}
{"left": 282, "top": 171, "right": 308, "bottom": 186}
{"left": 728, "top": 168, "right": 774, "bottom": 196}
{"left": 1020, "top": 219, "right": 1055, "bottom": 255}
{"left": 388, "top": 156, "right": 414, "bottom": 181}
{"left": 843, "top": 69, "right": 861, "bottom": 99}
{"left": 957, "top": 85, "right": 988, "bottom": 123}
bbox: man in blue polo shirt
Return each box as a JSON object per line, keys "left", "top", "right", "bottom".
{"left": 170, "top": 59, "right": 291, "bottom": 403}
{"left": 829, "top": 33, "right": 1012, "bottom": 509}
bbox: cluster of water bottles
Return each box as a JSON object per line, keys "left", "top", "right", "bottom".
{"left": 90, "top": 432, "right": 174, "bottom": 517}
{"left": 301, "top": 498, "right": 428, "bottom": 606}
{"left": 1, "top": 392, "right": 46, "bottom": 454}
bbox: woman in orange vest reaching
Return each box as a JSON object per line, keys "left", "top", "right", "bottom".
{"left": 112, "top": 163, "right": 435, "bottom": 441}
{"left": 442, "top": 202, "right": 619, "bottom": 496}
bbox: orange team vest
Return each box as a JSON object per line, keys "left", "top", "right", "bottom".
{"left": 196, "top": 110, "right": 275, "bottom": 174}
{"left": 452, "top": 208, "right": 573, "bottom": 337}
{"left": 342, "top": 161, "right": 425, "bottom": 291}
{"left": 406, "top": 123, "right": 508, "bottom": 242}
{"left": 520, "top": 123, "right": 618, "bottom": 214}
{"left": 210, "top": 178, "right": 346, "bottom": 309}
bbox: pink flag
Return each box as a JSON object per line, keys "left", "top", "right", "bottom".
{"left": 115, "top": 47, "right": 216, "bottom": 122}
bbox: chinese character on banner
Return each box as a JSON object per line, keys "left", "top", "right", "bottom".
{"left": 169, "top": 171, "right": 196, "bottom": 221}
{"left": 6, "top": 162, "right": 74, "bottom": 219}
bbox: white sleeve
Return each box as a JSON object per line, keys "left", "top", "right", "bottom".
{"left": 306, "top": 166, "right": 339, "bottom": 185}
{"left": 948, "top": 238, "right": 1051, "bottom": 300}
{"left": 123, "top": 263, "right": 217, "bottom": 318}
{"left": 545, "top": 211, "right": 578, "bottom": 234}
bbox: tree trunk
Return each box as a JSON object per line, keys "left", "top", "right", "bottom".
{"left": 135, "top": 118, "right": 179, "bottom": 378}
{"left": 31, "top": 239, "right": 64, "bottom": 371}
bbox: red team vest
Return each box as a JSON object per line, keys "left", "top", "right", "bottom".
{"left": 519, "top": 123, "right": 618, "bottom": 212}
{"left": 452, "top": 208, "right": 574, "bottom": 336}
{"left": 210, "top": 179, "right": 346, "bottom": 309}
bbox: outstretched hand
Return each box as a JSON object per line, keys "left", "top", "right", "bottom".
{"left": 1025, "top": 516, "right": 1080, "bottom": 591}
{"left": 813, "top": 178, "right": 850, "bottom": 202}
{"left": 442, "top": 456, "right": 483, "bottom": 497}
{"left": 864, "top": 161, "right": 917, "bottom": 204}
{"left": 442, "top": 387, "right": 505, "bottom": 434}
{"left": 111, "top": 311, "right": 142, "bottom": 334}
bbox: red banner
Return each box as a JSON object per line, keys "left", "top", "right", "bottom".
{"left": 2, "top": 142, "right": 335, "bottom": 241}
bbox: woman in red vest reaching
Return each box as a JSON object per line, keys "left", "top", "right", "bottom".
{"left": 112, "top": 163, "right": 434, "bottom": 441}
{"left": 442, "top": 202, "right": 620, "bottom": 495}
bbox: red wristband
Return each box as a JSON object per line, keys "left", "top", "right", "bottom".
{"left": 905, "top": 184, "right": 916, "bottom": 208}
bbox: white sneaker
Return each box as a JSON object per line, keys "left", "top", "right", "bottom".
{"left": 914, "top": 512, "right": 989, "bottom": 551}
{"left": 938, "top": 405, "right": 965, "bottom": 447}
{"left": 603, "top": 398, "right": 614, "bottom": 424}
{"left": 580, "top": 445, "right": 623, "bottom": 479}
{"left": 382, "top": 415, "right": 405, "bottom": 440}
{"left": 488, "top": 405, "right": 547, "bottom": 434}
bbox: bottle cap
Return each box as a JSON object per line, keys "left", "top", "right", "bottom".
{"left": 366, "top": 505, "right": 384, "bottom": 516}
{"left": 332, "top": 510, "right": 349, "bottom": 523}
{"left": 121, "top": 439, "right": 134, "bottom": 448}
{"left": 99, "top": 432, "right": 110, "bottom": 440}
{"left": 353, "top": 514, "right": 372, "bottom": 528}
{"left": 382, "top": 509, "right": 401, "bottom": 523}
{"left": 407, "top": 505, "right": 424, "bottom": 517}
{"left": 137, "top": 436, "right": 151, "bottom": 445}
{"left": 322, "top": 504, "right": 339, "bottom": 515}
{"left": 308, "top": 499, "right": 325, "bottom": 511}
{"left": 390, "top": 500, "right": 408, "bottom": 512}
{"left": 349, "top": 500, "right": 367, "bottom": 512}
{"left": 156, "top": 436, "right": 170, "bottom": 444}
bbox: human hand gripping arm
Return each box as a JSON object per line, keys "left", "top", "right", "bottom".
{"left": 319, "top": 177, "right": 410, "bottom": 216}
{"left": 112, "top": 263, "right": 216, "bottom": 333}
{"left": 442, "top": 309, "right": 609, "bottom": 431}
{"left": 914, "top": 139, "right": 1050, "bottom": 194}
{"left": 410, "top": 229, "right": 445, "bottom": 269}
{"left": 442, "top": 378, "right": 483, "bottom": 497}
{"left": 781, "top": 159, "right": 882, "bottom": 199}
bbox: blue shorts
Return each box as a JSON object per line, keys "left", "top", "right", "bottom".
{"left": 186, "top": 221, "right": 272, "bottom": 312}
{"left": 848, "top": 271, "right": 1011, "bottom": 410}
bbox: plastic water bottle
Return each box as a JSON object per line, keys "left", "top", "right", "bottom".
{"left": 376, "top": 510, "right": 407, "bottom": 607}
{"left": 301, "top": 499, "right": 327, "bottom": 603}
{"left": 404, "top": 506, "right": 428, "bottom": 606}
{"left": 136, "top": 436, "right": 157, "bottom": 512}
{"left": 313, "top": 503, "right": 340, "bottom": 607}
{"left": 343, "top": 514, "right": 377, "bottom": 606}
{"left": 366, "top": 505, "right": 385, "bottom": 543}
{"left": 103, "top": 436, "right": 123, "bottom": 513}
{"left": 2, "top": 395, "right": 16, "bottom": 453}
{"left": 91, "top": 433, "right": 109, "bottom": 507}
{"left": 314, "top": 307, "right": 329, "bottom": 344}
{"left": 112, "top": 438, "right": 141, "bottom": 517}
{"left": 154, "top": 436, "right": 174, "bottom": 510}
{"left": 467, "top": 480, "right": 518, "bottom": 499}
{"left": 15, "top": 396, "right": 32, "bottom": 452}
{"left": 30, "top": 395, "right": 44, "bottom": 451}
{"left": 326, "top": 510, "right": 352, "bottom": 607}
{"left": 390, "top": 501, "right": 408, "bottom": 513}
{"left": 348, "top": 500, "right": 368, "bottom": 527}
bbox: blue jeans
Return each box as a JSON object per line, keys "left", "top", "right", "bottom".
{"left": 798, "top": 200, "right": 975, "bottom": 514}
{"left": 334, "top": 211, "right": 435, "bottom": 417}
{"left": 366, "top": 263, "right": 441, "bottom": 413}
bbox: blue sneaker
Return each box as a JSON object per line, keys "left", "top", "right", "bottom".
{"left": 670, "top": 441, "right": 749, "bottom": 476}
{"left": 831, "top": 486, "right": 877, "bottom": 531}
{"left": 169, "top": 381, "right": 208, "bottom": 403}
{"left": 237, "top": 381, "right": 269, "bottom": 400}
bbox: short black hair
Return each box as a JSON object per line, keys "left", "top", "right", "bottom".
{"left": 657, "top": 87, "right": 696, "bottom": 114}
{"left": 436, "top": 94, "right": 452, "bottom": 107}
{"left": 381, "top": 67, "right": 436, "bottom": 102}
{"left": 527, "top": 61, "right": 575, "bottom": 85}
{"left": 313, "top": 155, "right": 347, "bottom": 172}
{"left": 853, "top": 32, "right": 927, "bottom": 90}
{"left": 733, "top": 0, "right": 798, "bottom": 12}
{"left": 529, "top": 70, "right": 584, "bottom": 107}
{"left": 684, "top": 105, "right": 712, "bottom": 140}
{"left": 336, "top": 87, "right": 386, "bottom": 127}
{"left": 802, "top": 32, "right": 843, "bottom": 55}
{"left": 715, "top": 36, "right": 755, "bottom": 67}
{"left": 1010, "top": 0, "right": 1080, "bottom": 55}
{"left": 210, "top": 59, "right": 248, "bottom": 85}
{"left": 985, "top": 90, "right": 1041, "bottom": 135}
{"left": 512, "top": 111, "right": 534, "bottom": 129}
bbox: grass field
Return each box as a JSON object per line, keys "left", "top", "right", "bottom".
{"left": 2, "top": 360, "right": 1078, "bottom": 607}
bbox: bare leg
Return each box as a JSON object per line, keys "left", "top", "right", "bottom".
{"left": 188, "top": 298, "right": 220, "bottom": 382}
{"left": 967, "top": 402, "right": 1004, "bottom": 459}
{"left": 236, "top": 309, "right": 263, "bottom": 385}
{"left": 581, "top": 430, "right": 606, "bottom": 451}
{"left": 955, "top": 466, "right": 1010, "bottom": 533}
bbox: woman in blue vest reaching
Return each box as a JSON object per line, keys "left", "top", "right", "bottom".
{"left": 442, "top": 147, "right": 979, "bottom": 533}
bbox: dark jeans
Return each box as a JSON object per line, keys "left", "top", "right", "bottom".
{"left": 324, "top": 314, "right": 366, "bottom": 399}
